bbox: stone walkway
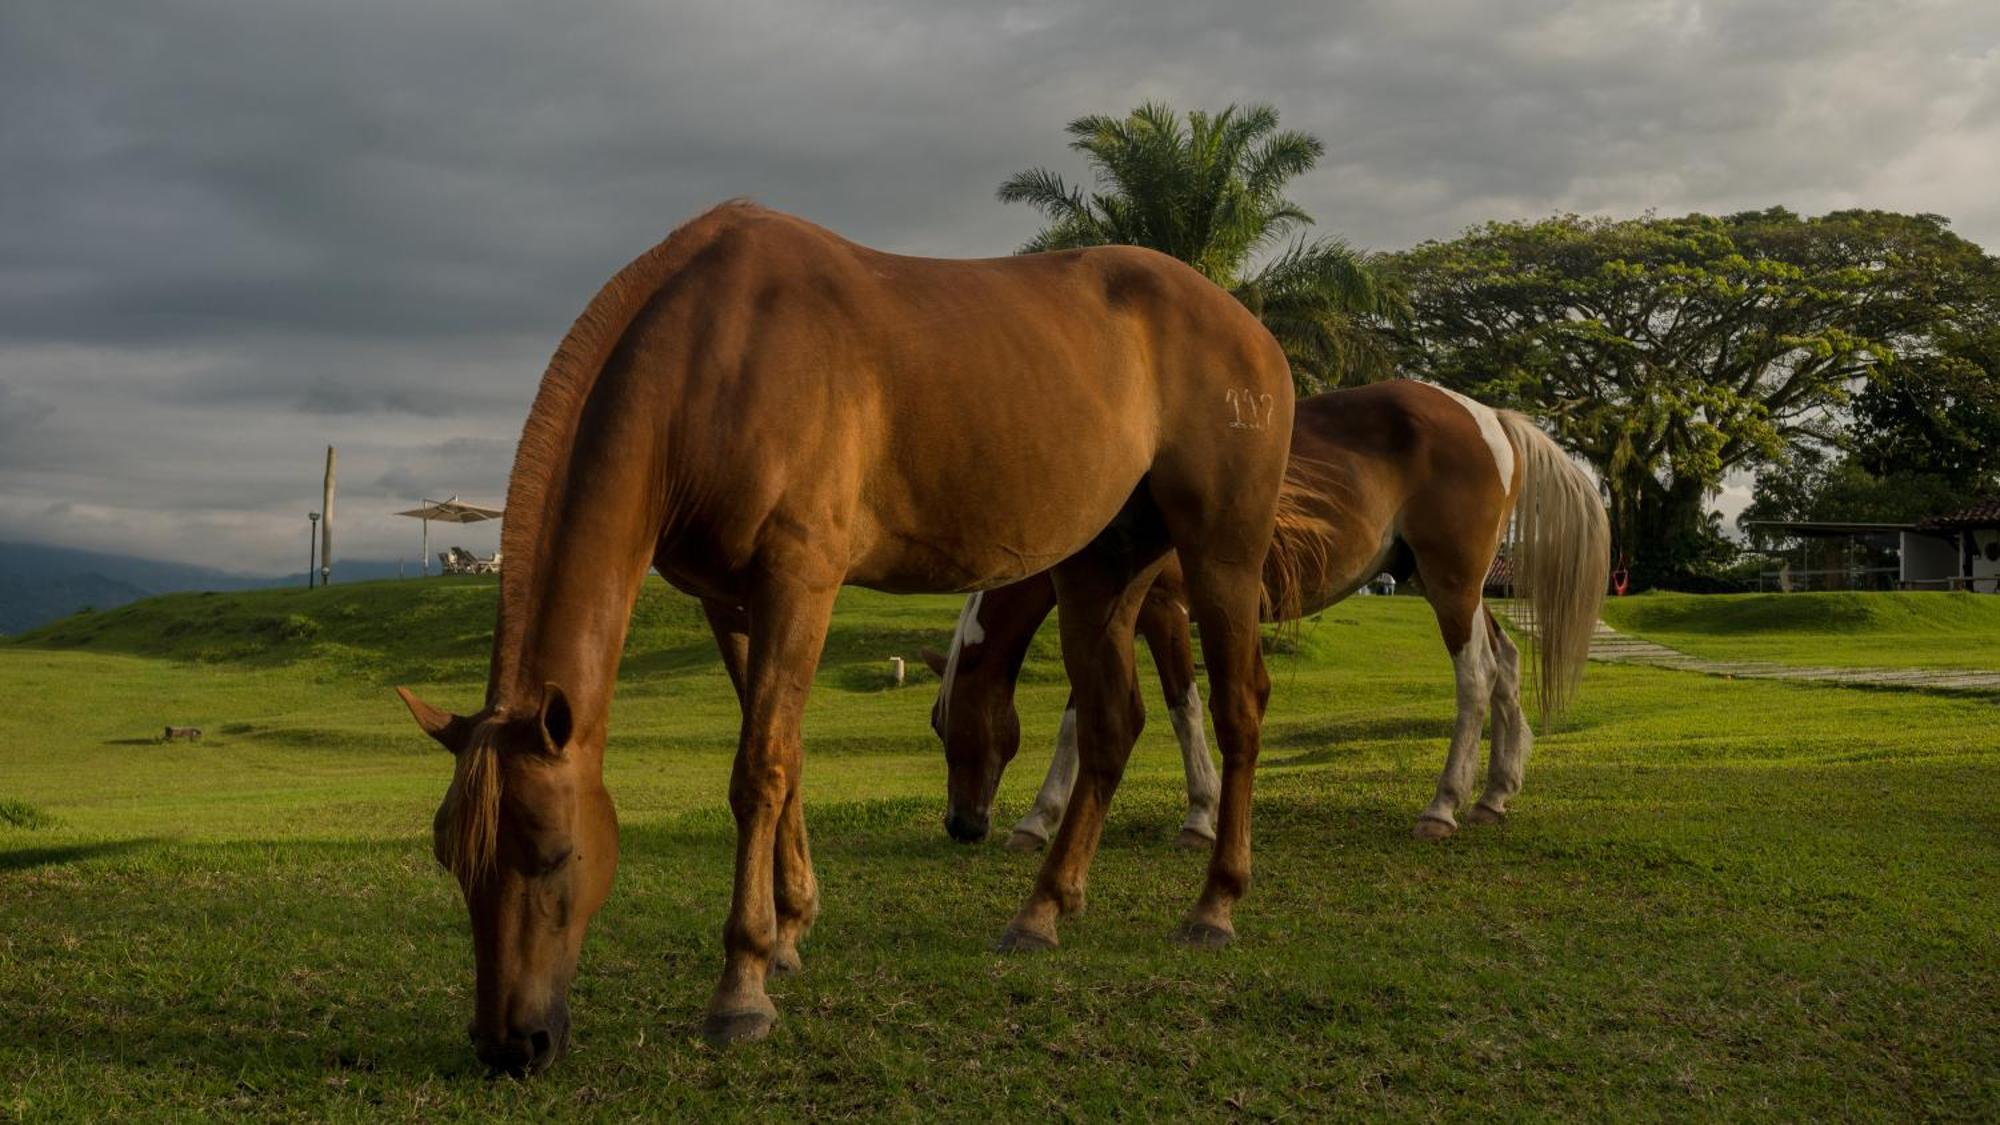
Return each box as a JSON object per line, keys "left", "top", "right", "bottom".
{"left": 1507, "top": 610, "right": 2000, "bottom": 697}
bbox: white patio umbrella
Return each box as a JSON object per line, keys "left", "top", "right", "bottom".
{"left": 395, "top": 496, "right": 503, "bottom": 576}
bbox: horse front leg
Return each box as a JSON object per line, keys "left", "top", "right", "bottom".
{"left": 1168, "top": 682, "right": 1220, "bottom": 849}
{"left": 1138, "top": 578, "right": 1218, "bottom": 850}
{"left": 703, "top": 596, "right": 816, "bottom": 975}
{"left": 1006, "top": 699, "right": 1078, "bottom": 852}
{"left": 704, "top": 571, "right": 838, "bottom": 1046}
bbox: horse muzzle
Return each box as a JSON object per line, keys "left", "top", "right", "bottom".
{"left": 473, "top": 999, "right": 571, "bottom": 1078}
{"left": 944, "top": 806, "right": 990, "bottom": 844}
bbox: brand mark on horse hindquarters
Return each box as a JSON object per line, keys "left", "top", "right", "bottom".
{"left": 1226, "top": 388, "right": 1277, "bottom": 431}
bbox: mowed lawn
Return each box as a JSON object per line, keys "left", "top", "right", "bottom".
{"left": 2, "top": 579, "right": 1996, "bottom": 1120}
{"left": 1603, "top": 589, "right": 2000, "bottom": 672}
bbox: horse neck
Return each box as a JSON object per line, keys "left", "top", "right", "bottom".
{"left": 488, "top": 450, "right": 662, "bottom": 739}
{"left": 956, "top": 577, "right": 1056, "bottom": 716}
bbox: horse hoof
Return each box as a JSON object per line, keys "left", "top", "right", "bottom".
{"left": 993, "top": 926, "right": 1058, "bottom": 954}
{"left": 1004, "top": 830, "right": 1047, "bottom": 853}
{"left": 1174, "top": 827, "right": 1215, "bottom": 851}
{"left": 1171, "top": 920, "right": 1235, "bottom": 949}
{"left": 1412, "top": 817, "right": 1457, "bottom": 841}
{"left": 702, "top": 1007, "right": 776, "bottom": 1047}
{"left": 770, "top": 948, "right": 803, "bottom": 978}
{"left": 1465, "top": 804, "right": 1505, "bottom": 827}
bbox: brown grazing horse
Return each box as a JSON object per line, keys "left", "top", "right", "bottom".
{"left": 394, "top": 202, "right": 1294, "bottom": 1073}
{"left": 925, "top": 379, "right": 1608, "bottom": 849}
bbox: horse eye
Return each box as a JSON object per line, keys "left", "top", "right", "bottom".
{"left": 525, "top": 845, "right": 574, "bottom": 876}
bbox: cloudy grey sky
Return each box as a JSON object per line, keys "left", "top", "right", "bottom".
{"left": 4, "top": 0, "right": 1997, "bottom": 573}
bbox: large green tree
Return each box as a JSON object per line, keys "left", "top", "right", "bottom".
{"left": 998, "top": 102, "right": 1402, "bottom": 391}
{"left": 1850, "top": 322, "right": 2000, "bottom": 488}
{"left": 1388, "top": 208, "right": 2000, "bottom": 585}
{"left": 1740, "top": 321, "right": 2000, "bottom": 549}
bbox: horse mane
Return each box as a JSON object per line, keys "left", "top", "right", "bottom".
{"left": 1263, "top": 455, "right": 1338, "bottom": 626}
{"left": 488, "top": 199, "right": 762, "bottom": 704}
{"left": 450, "top": 200, "right": 762, "bottom": 884}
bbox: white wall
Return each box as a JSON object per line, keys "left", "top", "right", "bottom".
{"left": 1973, "top": 529, "right": 2000, "bottom": 592}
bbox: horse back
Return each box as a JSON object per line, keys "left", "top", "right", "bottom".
{"left": 624, "top": 205, "right": 1291, "bottom": 596}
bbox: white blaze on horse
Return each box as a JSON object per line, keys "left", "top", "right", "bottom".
{"left": 926, "top": 379, "right": 1610, "bottom": 845}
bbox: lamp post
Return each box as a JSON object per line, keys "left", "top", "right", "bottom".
{"left": 307, "top": 512, "right": 320, "bottom": 589}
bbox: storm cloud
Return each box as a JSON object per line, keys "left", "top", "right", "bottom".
{"left": 3, "top": 0, "right": 1996, "bottom": 570}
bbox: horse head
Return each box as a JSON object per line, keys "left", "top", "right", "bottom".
{"left": 398, "top": 684, "right": 619, "bottom": 1077}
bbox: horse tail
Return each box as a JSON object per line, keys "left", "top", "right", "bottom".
{"left": 1496, "top": 410, "right": 1609, "bottom": 725}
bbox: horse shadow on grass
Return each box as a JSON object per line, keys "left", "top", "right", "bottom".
{"left": 6, "top": 835, "right": 490, "bottom": 1082}
{"left": 1, "top": 837, "right": 163, "bottom": 871}
{"left": 1261, "top": 713, "right": 1449, "bottom": 767}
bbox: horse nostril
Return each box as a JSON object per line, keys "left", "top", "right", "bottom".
{"left": 945, "top": 809, "right": 989, "bottom": 843}
{"left": 530, "top": 1028, "right": 553, "bottom": 1060}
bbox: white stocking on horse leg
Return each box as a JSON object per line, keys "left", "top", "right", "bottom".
{"left": 1171, "top": 683, "right": 1220, "bottom": 848}
{"left": 1008, "top": 707, "right": 1078, "bottom": 851}
{"left": 1415, "top": 622, "right": 1496, "bottom": 839}
{"left": 1471, "top": 612, "right": 1531, "bottom": 824}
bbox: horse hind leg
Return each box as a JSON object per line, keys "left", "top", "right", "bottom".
{"left": 996, "top": 544, "right": 1165, "bottom": 953}
{"left": 1165, "top": 548, "right": 1271, "bottom": 948}
{"left": 1468, "top": 608, "right": 1531, "bottom": 825}
{"left": 1414, "top": 591, "right": 1497, "bottom": 841}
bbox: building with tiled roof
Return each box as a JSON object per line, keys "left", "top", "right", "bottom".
{"left": 1744, "top": 499, "right": 2000, "bottom": 593}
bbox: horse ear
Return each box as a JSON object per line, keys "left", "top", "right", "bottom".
{"left": 919, "top": 646, "right": 950, "bottom": 677}
{"left": 397, "top": 687, "right": 469, "bottom": 753}
{"left": 539, "top": 682, "right": 574, "bottom": 755}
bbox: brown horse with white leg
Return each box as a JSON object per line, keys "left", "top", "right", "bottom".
{"left": 394, "top": 202, "right": 1293, "bottom": 1073}
{"left": 928, "top": 379, "right": 1609, "bottom": 848}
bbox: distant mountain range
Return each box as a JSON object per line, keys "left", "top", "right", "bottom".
{"left": 0, "top": 541, "right": 410, "bottom": 634}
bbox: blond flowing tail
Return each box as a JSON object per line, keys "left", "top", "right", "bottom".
{"left": 1496, "top": 411, "right": 1610, "bottom": 725}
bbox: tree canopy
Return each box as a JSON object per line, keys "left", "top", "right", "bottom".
{"left": 1388, "top": 208, "right": 2000, "bottom": 584}
{"left": 999, "top": 102, "right": 1402, "bottom": 391}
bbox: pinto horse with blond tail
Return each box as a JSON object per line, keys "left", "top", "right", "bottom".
{"left": 925, "top": 379, "right": 1609, "bottom": 850}
{"left": 392, "top": 202, "right": 1295, "bottom": 1074}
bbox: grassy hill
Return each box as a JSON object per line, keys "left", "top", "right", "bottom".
{"left": 1602, "top": 590, "right": 2000, "bottom": 670}
{"left": 3, "top": 580, "right": 1996, "bottom": 1118}
{"left": 15, "top": 574, "right": 1036, "bottom": 689}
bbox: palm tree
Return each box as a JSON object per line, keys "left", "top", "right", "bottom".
{"left": 998, "top": 102, "right": 1402, "bottom": 391}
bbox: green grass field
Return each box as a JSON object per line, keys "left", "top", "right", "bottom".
{"left": 3, "top": 580, "right": 1996, "bottom": 1119}
{"left": 1603, "top": 590, "right": 2000, "bottom": 671}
